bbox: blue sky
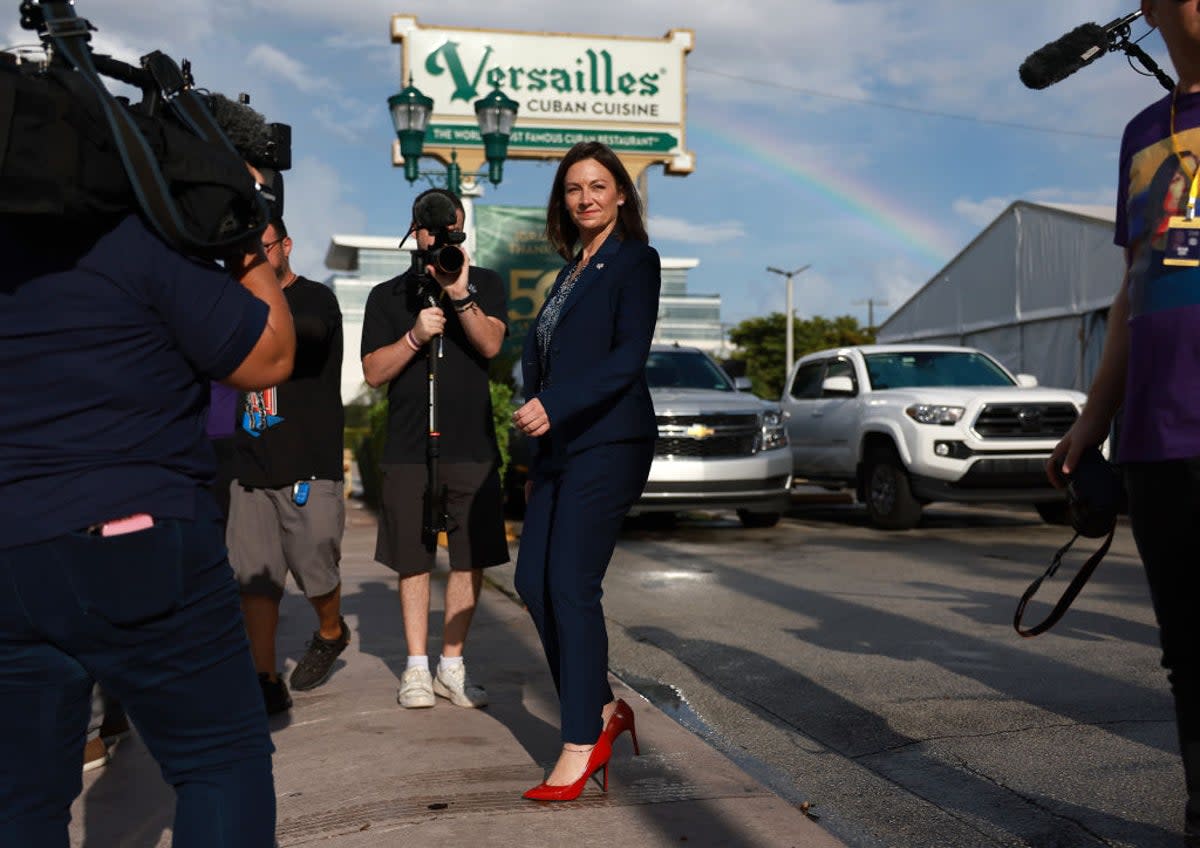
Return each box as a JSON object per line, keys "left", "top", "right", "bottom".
{"left": 4, "top": 1, "right": 1167, "bottom": 327}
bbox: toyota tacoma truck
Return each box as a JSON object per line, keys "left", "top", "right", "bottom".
{"left": 781, "top": 344, "right": 1085, "bottom": 529}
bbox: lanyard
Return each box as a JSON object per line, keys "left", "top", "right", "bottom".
{"left": 1170, "top": 88, "right": 1200, "bottom": 219}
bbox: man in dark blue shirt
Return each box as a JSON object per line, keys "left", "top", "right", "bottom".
{"left": 0, "top": 211, "right": 294, "bottom": 846}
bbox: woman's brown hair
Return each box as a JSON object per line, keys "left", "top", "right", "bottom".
{"left": 545, "top": 141, "right": 647, "bottom": 260}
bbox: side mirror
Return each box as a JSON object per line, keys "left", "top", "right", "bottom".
{"left": 1016, "top": 373, "right": 1039, "bottom": 388}
{"left": 821, "top": 375, "right": 855, "bottom": 396}
{"left": 733, "top": 376, "right": 752, "bottom": 391}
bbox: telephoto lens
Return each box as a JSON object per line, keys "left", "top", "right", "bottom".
{"left": 432, "top": 244, "right": 465, "bottom": 274}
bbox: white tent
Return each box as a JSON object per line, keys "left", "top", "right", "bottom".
{"left": 876, "top": 201, "right": 1124, "bottom": 391}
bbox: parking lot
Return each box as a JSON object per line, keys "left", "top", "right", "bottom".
{"left": 495, "top": 497, "right": 1182, "bottom": 847}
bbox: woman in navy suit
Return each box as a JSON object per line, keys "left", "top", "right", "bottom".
{"left": 512, "top": 141, "right": 660, "bottom": 801}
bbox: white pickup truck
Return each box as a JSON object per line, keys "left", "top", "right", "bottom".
{"left": 781, "top": 344, "right": 1086, "bottom": 529}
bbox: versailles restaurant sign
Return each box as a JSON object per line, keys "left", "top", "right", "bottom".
{"left": 390, "top": 16, "right": 694, "bottom": 175}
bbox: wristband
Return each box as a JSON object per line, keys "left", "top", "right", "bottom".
{"left": 405, "top": 329, "right": 421, "bottom": 351}
{"left": 450, "top": 293, "right": 476, "bottom": 312}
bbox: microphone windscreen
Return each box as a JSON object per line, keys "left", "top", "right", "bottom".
{"left": 205, "top": 93, "right": 273, "bottom": 162}
{"left": 1019, "top": 22, "right": 1108, "bottom": 90}
{"left": 413, "top": 192, "right": 458, "bottom": 229}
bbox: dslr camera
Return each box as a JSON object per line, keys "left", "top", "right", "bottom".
{"left": 411, "top": 191, "right": 466, "bottom": 275}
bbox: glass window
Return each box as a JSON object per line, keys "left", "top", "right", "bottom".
{"left": 789, "top": 361, "right": 827, "bottom": 400}
{"left": 644, "top": 350, "right": 733, "bottom": 391}
{"left": 863, "top": 351, "right": 1015, "bottom": 389}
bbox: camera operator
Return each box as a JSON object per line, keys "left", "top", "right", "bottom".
{"left": 0, "top": 189, "right": 294, "bottom": 846}
{"left": 361, "top": 188, "right": 510, "bottom": 710}
{"left": 1048, "top": 2, "right": 1200, "bottom": 841}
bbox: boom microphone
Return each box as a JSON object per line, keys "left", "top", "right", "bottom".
{"left": 1019, "top": 11, "right": 1143, "bottom": 90}
{"left": 1019, "top": 23, "right": 1109, "bottom": 89}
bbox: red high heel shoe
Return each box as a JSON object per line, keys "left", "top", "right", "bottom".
{"left": 602, "top": 698, "right": 640, "bottom": 755}
{"left": 523, "top": 734, "right": 613, "bottom": 801}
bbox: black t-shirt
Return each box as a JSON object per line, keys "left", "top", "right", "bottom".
{"left": 361, "top": 266, "right": 507, "bottom": 463}
{"left": 234, "top": 276, "right": 345, "bottom": 487}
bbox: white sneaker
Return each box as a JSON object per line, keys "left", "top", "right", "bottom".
{"left": 433, "top": 662, "right": 488, "bottom": 708}
{"left": 397, "top": 667, "right": 435, "bottom": 708}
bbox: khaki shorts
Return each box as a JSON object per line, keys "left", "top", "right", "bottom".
{"left": 226, "top": 479, "right": 344, "bottom": 599}
{"left": 375, "top": 462, "right": 510, "bottom": 577}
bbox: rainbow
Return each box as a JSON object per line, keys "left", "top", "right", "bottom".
{"left": 691, "top": 122, "right": 961, "bottom": 267}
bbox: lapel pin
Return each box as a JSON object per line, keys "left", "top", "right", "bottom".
{"left": 597, "top": 263, "right": 605, "bottom": 269}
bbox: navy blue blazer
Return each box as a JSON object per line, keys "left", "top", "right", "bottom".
{"left": 521, "top": 235, "right": 661, "bottom": 467}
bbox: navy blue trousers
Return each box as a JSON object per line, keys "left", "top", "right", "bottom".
{"left": 0, "top": 498, "right": 275, "bottom": 847}
{"left": 515, "top": 440, "right": 653, "bottom": 744}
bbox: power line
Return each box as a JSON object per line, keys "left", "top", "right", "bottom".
{"left": 690, "top": 65, "right": 1121, "bottom": 141}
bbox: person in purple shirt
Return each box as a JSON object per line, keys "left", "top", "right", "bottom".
{"left": 209, "top": 381, "right": 241, "bottom": 520}
{"left": 1050, "top": 2, "right": 1200, "bottom": 842}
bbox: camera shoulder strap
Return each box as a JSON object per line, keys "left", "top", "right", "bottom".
{"left": 1013, "top": 527, "right": 1114, "bottom": 637}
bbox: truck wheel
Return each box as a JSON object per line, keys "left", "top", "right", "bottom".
{"left": 863, "top": 448, "right": 922, "bottom": 530}
{"left": 1035, "top": 500, "right": 1071, "bottom": 525}
{"left": 737, "top": 510, "right": 781, "bottom": 528}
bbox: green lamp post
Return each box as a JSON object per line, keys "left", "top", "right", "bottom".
{"left": 387, "top": 80, "right": 434, "bottom": 185}
{"left": 474, "top": 88, "right": 520, "bottom": 187}
{"left": 387, "top": 81, "right": 518, "bottom": 196}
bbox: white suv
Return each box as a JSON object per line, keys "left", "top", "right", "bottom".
{"left": 782, "top": 344, "right": 1086, "bottom": 529}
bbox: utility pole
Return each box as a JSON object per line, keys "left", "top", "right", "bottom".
{"left": 767, "top": 264, "right": 811, "bottom": 377}
{"left": 853, "top": 298, "right": 890, "bottom": 332}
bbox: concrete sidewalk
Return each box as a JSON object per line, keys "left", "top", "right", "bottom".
{"left": 69, "top": 501, "right": 843, "bottom": 847}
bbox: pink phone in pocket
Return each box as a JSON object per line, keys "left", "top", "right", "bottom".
{"left": 100, "top": 514, "right": 154, "bottom": 537}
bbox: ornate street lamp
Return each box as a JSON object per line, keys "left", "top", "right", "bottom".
{"left": 474, "top": 87, "right": 519, "bottom": 187}
{"left": 387, "top": 80, "right": 518, "bottom": 196}
{"left": 387, "top": 80, "right": 433, "bottom": 185}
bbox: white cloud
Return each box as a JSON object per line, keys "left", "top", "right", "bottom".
{"left": 953, "top": 186, "right": 1117, "bottom": 229}
{"left": 650, "top": 216, "right": 745, "bottom": 243}
{"left": 279, "top": 157, "right": 368, "bottom": 277}
{"left": 952, "top": 196, "right": 1015, "bottom": 228}
{"left": 247, "top": 44, "right": 337, "bottom": 95}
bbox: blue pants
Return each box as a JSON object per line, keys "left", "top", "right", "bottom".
{"left": 0, "top": 500, "right": 275, "bottom": 847}
{"left": 515, "top": 441, "right": 653, "bottom": 744}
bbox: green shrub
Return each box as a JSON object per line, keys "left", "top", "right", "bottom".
{"left": 491, "top": 381, "right": 515, "bottom": 482}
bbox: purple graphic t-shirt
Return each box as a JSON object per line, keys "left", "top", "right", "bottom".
{"left": 1115, "top": 89, "right": 1200, "bottom": 462}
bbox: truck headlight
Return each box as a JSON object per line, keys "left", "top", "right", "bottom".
{"left": 905, "top": 404, "right": 965, "bottom": 426}
{"left": 760, "top": 409, "right": 788, "bottom": 451}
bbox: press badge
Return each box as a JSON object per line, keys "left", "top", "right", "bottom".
{"left": 1164, "top": 216, "right": 1200, "bottom": 267}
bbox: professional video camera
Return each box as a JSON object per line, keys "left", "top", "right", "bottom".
{"left": 0, "top": 0, "right": 292, "bottom": 256}
{"left": 410, "top": 191, "right": 466, "bottom": 275}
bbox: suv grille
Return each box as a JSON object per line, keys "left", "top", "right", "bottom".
{"left": 655, "top": 413, "right": 760, "bottom": 458}
{"left": 973, "top": 403, "right": 1078, "bottom": 439}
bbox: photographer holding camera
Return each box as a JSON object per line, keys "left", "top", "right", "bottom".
{"left": 361, "top": 188, "right": 510, "bottom": 710}
{"left": 0, "top": 201, "right": 293, "bottom": 844}
{"left": 1048, "top": 2, "right": 1200, "bottom": 841}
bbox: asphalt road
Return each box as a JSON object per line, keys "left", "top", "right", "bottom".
{"left": 594, "top": 502, "right": 1180, "bottom": 848}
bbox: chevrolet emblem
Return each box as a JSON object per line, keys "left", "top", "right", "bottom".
{"left": 686, "top": 423, "right": 717, "bottom": 440}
